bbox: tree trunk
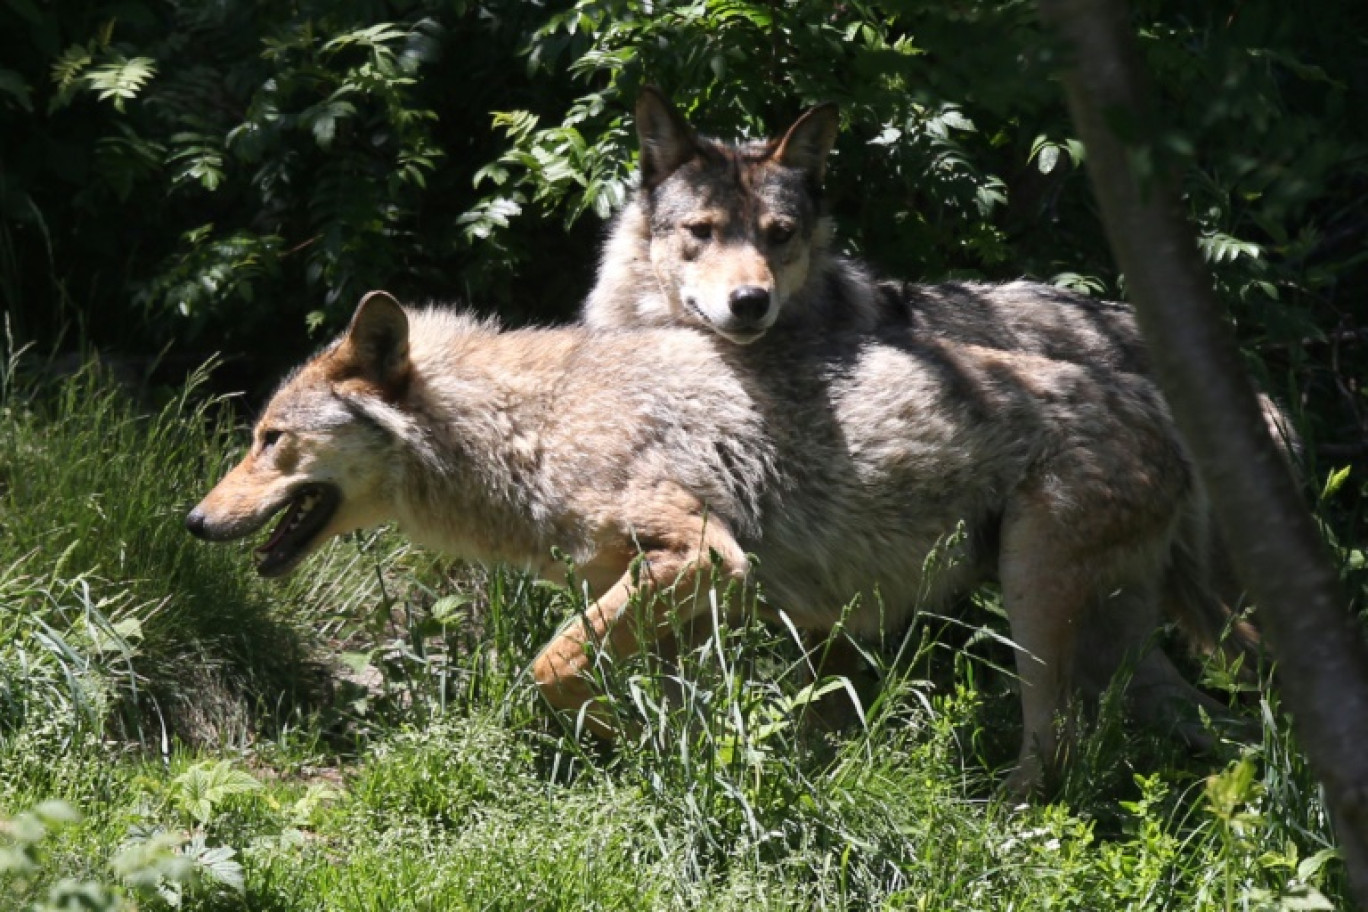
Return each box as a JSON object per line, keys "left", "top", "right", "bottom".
{"left": 1036, "top": 0, "right": 1368, "bottom": 899}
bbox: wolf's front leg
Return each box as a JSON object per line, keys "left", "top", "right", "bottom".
{"left": 530, "top": 513, "right": 748, "bottom": 738}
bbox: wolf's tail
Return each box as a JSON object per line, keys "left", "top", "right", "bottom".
{"left": 1165, "top": 390, "right": 1297, "bottom": 672}
{"left": 1162, "top": 509, "right": 1263, "bottom": 676}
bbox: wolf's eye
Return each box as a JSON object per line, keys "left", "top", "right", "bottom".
{"left": 260, "top": 429, "right": 282, "bottom": 450}
{"left": 767, "top": 222, "right": 795, "bottom": 245}
{"left": 685, "top": 222, "right": 712, "bottom": 241}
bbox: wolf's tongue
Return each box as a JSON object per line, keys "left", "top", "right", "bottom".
{"left": 257, "top": 500, "right": 301, "bottom": 553}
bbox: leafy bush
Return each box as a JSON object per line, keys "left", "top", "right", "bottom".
{"left": 0, "top": 0, "right": 586, "bottom": 366}
{"left": 3, "top": 2, "right": 1364, "bottom": 406}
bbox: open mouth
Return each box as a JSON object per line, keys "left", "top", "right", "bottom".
{"left": 251, "top": 484, "right": 341, "bottom": 578}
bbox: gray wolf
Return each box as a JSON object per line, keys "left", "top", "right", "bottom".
{"left": 583, "top": 88, "right": 1294, "bottom": 456}
{"left": 584, "top": 88, "right": 1150, "bottom": 373}
{"left": 187, "top": 290, "right": 1234, "bottom": 793}
{"left": 583, "top": 88, "right": 1282, "bottom": 665}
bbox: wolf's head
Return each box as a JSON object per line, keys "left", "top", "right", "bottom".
{"left": 186, "top": 292, "right": 416, "bottom": 577}
{"left": 632, "top": 88, "right": 839, "bottom": 344}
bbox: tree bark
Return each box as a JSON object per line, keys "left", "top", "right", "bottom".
{"left": 1036, "top": 0, "right": 1368, "bottom": 899}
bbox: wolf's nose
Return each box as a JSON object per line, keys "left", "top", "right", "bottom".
{"left": 184, "top": 507, "right": 208, "bottom": 539}
{"left": 728, "top": 286, "right": 771, "bottom": 322}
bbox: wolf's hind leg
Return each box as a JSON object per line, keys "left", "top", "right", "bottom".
{"left": 998, "top": 501, "right": 1091, "bottom": 797}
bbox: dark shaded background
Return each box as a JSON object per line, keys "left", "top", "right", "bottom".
{"left": 1, "top": 0, "right": 1364, "bottom": 465}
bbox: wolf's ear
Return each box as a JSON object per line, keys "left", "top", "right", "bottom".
{"left": 334, "top": 290, "right": 411, "bottom": 397}
{"left": 636, "top": 86, "right": 698, "bottom": 190}
{"left": 772, "top": 103, "right": 839, "bottom": 182}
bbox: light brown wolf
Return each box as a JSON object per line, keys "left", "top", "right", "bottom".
{"left": 188, "top": 290, "right": 1233, "bottom": 793}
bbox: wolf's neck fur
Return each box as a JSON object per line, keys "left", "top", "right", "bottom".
{"left": 373, "top": 312, "right": 589, "bottom": 569}
{"left": 583, "top": 195, "right": 882, "bottom": 336}
{"left": 582, "top": 200, "right": 666, "bottom": 329}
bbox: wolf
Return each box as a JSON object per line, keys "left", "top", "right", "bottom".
{"left": 584, "top": 88, "right": 1150, "bottom": 370}
{"left": 583, "top": 88, "right": 1284, "bottom": 662}
{"left": 188, "top": 290, "right": 1235, "bottom": 793}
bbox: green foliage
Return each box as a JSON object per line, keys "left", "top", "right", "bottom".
{"left": 1201, "top": 753, "right": 1338, "bottom": 910}
{"left": 2, "top": 559, "right": 1353, "bottom": 908}
{"left": 0, "top": 800, "right": 194, "bottom": 912}
{"left": 1, "top": 0, "right": 1363, "bottom": 422}
{"left": 0, "top": 0, "right": 573, "bottom": 359}
{"left": 164, "top": 760, "right": 262, "bottom": 829}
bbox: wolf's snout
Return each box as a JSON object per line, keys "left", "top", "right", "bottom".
{"left": 184, "top": 506, "right": 210, "bottom": 540}
{"left": 728, "top": 286, "right": 771, "bottom": 322}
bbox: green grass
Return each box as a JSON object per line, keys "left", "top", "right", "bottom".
{"left": 0, "top": 360, "right": 1354, "bottom": 910}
